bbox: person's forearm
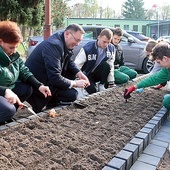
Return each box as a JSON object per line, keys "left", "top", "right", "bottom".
{"left": 26, "top": 76, "right": 42, "bottom": 90}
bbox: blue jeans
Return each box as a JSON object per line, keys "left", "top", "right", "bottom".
{"left": 0, "top": 81, "right": 32, "bottom": 123}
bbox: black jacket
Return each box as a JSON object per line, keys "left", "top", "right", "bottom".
{"left": 114, "top": 44, "right": 124, "bottom": 68}
{"left": 25, "top": 32, "right": 80, "bottom": 90}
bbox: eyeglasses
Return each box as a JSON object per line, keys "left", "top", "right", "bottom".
{"left": 70, "top": 32, "right": 81, "bottom": 43}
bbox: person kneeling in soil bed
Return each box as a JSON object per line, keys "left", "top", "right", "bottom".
{"left": 124, "top": 42, "right": 170, "bottom": 110}
{"left": 0, "top": 21, "right": 51, "bottom": 125}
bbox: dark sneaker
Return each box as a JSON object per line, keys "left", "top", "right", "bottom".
{"left": 0, "top": 122, "right": 5, "bottom": 126}
{"left": 6, "top": 118, "right": 16, "bottom": 123}
{"left": 46, "top": 101, "right": 71, "bottom": 109}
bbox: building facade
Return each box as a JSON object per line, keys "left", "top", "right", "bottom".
{"left": 148, "top": 20, "right": 170, "bottom": 39}
{"left": 65, "top": 18, "right": 170, "bottom": 38}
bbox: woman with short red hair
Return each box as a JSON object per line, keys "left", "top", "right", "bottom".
{"left": 0, "top": 21, "right": 51, "bottom": 125}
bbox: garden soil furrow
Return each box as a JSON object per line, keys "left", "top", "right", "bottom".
{"left": 0, "top": 85, "right": 167, "bottom": 170}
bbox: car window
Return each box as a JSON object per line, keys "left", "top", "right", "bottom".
{"left": 127, "top": 31, "right": 148, "bottom": 39}
{"left": 129, "top": 32, "right": 136, "bottom": 36}
{"left": 121, "top": 35, "right": 128, "bottom": 42}
{"left": 83, "top": 27, "right": 98, "bottom": 40}
{"left": 83, "top": 31, "right": 94, "bottom": 39}
{"left": 137, "top": 34, "right": 148, "bottom": 39}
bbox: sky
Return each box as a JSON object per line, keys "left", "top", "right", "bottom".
{"left": 68, "top": 0, "right": 170, "bottom": 14}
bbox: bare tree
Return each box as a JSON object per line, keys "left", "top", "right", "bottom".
{"left": 160, "top": 5, "right": 170, "bottom": 20}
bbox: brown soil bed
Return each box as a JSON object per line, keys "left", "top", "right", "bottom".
{"left": 0, "top": 85, "right": 168, "bottom": 170}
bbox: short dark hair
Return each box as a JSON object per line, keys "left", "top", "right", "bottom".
{"left": 65, "top": 24, "right": 85, "bottom": 34}
{"left": 112, "top": 27, "right": 123, "bottom": 36}
{"left": 99, "top": 28, "right": 113, "bottom": 39}
{"left": 151, "top": 42, "right": 170, "bottom": 60}
{"left": 145, "top": 40, "right": 157, "bottom": 53}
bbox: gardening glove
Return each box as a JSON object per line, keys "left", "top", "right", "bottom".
{"left": 124, "top": 86, "right": 136, "bottom": 99}
{"left": 136, "top": 88, "right": 144, "bottom": 93}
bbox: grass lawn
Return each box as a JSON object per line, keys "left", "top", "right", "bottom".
{"left": 17, "top": 42, "right": 28, "bottom": 60}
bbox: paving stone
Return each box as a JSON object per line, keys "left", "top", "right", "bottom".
{"left": 16, "top": 118, "right": 30, "bottom": 123}
{"left": 129, "top": 160, "right": 156, "bottom": 170}
{"left": 159, "top": 125, "right": 170, "bottom": 133}
{"left": 162, "top": 118, "right": 170, "bottom": 127}
{"left": 143, "top": 144, "right": 166, "bottom": 158}
{"left": 135, "top": 132, "right": 149, "bottom": 149}
{"left": 155, "top": 113, "right": 167, "bottom": 125}
{"left": 158, "top": 107, "right": 168, "bottom": 113}
{"left": 152, "top": 116, "right": 162, "bottom": 121}
{"left": 152, "top": 116, "right": 162, "bottom": 128}
{"left": 102, "top": 166, "right": 117, "bottom": 170}
{"left": 0, "top": 125, "right": 9, "bottom": 131}
{"left": 144, "top": 123, "right": 156, "bottom": 139}
{"left": 157, "top": 108, "right": 169, "bottom": 121}
{"left": 137, "top": 153, "right": 160, "bottom": 166}
{"left": 140, "top": 127, "right": 152, "bottom": 144}
{"left": 107, "top": 157, "right": 126, "bottom": 170}
{"left": 27, "top": 115, "right": 40, "bottom": 120}
{"left": 6, "top": 121, "right": 20, "bottom": 127}
{"left": 123, "top": 143, "right": 139, "bottom": 164}
{"left": 150, "top": 139, "right": 169, "bottom": 148}
{"left": 155, "top": 113, "right": 165, "bottom": 118}
{"left": 53, "top": 105, "right": 63, "bottom": 109}
{"left": 37, "top": 112, "right": 48, "bottom": 116}
{"left": 129, "top": 138, "right": 144, "bottom": 156}
{"left": 148, "top": 119, "right": 159, "bottom": 133}
{"left": 156, "top": 112, "right": 167, "bottom": 118}
{"left": 115, "top": 150, "right": 133, "bottom": 170}
{"left": 154, "top": 130, "right": 170, "bottom": 143}
{"left": 61, "top": 105, "right": 68, "bottom": 109}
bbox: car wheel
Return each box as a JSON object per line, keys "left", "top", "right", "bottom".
{"left": 142, "top": 57, "right": 154, "bottom": 74}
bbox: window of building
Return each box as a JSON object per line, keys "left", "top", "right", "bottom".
{"left": 124, "top": 25, "right": 129, "bottom": 30}
{"left": 115, "top": 24, "right": 120, "bottom": 28}
{"left": 162, "top": 25, "right": 168, "bottom": 36}
{"left": 133, "top": 25, "right": 138, "bottom": 31}
{"left": 142, "top": 25, "right": 146, "bottom": 35}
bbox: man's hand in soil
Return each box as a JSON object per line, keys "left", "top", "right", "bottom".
{"left": 124, "top": 86, "right": 136, "bottom": 101}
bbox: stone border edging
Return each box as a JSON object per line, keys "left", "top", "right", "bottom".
{"left": 102, "top": 107, "right": 168, "bottom": 170}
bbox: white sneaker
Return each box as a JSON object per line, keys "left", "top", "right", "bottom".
{"left": 98, "top": 84, "right": 106, "bottom": 92}
{"left": 82, "top": 89, "right": 89, "bottom": 96}
{"left": 75, "top": 88, "right": 89, "bottom": 99}
{"left": 167, "top": 81, "right": 170, "bottom": 91}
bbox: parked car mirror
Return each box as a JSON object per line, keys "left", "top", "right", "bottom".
{"left": 128, "top": 37, "right": 135, "bottom": 43}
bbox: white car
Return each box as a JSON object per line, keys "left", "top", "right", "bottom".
{"left": 157, "top": 36, "right": 170, "bottom": 44}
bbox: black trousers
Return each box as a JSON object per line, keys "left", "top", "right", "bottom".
{"left": 0, "top": 81, "right": 32, "bottom": 123}
{"left": 85, "top": 61, "right": 110, "bottom": 94}
{"left": 27, "top": 73, "right": 78, "bottom": 113}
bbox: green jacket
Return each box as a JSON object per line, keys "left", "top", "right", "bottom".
{"left": 137, "top": 67, "right": 170, "bottom": 89}
{"left": 0, "top": 47, "right": 33, "bottom": 95}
